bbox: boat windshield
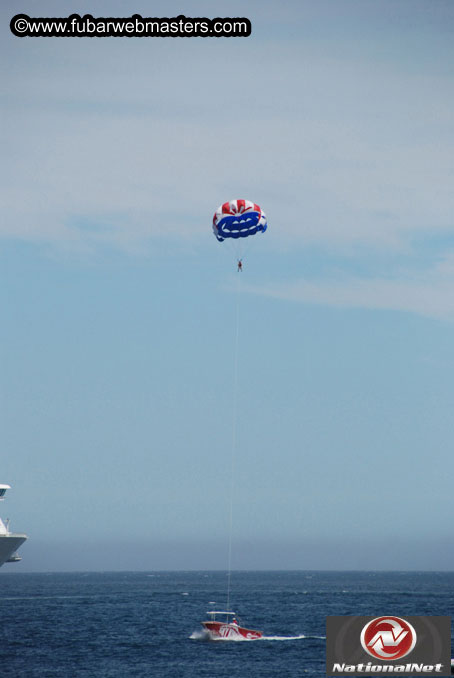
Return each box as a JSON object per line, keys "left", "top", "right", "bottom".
{"left": 205, "top": 611, "right": 241, "bottom": 624}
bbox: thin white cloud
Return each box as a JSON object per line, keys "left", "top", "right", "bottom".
{"left": 247, "top": 255, "right": 454, "bottom": 320}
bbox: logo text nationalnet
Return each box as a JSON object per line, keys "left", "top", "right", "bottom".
{"left": 331, "top": 662, "right": 445, "bottom": 673}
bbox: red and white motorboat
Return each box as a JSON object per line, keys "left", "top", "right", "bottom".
{"left": 202, "top": 611, "right": 262, "bottom": 640}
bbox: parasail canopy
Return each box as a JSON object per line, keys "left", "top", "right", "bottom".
{"left": 213, "top": 199, "right": 267, "bottom": 243}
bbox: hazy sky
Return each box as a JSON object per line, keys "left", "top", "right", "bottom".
{"left": 1, "top": 0, "right": 454, "bottom": 571}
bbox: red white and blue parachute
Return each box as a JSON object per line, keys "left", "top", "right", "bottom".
{"left": 213, "top": 199, "right": 267, "bottom": 242}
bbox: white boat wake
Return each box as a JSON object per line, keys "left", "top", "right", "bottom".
{"left": 259, "top": 634, "right": 309, "bottom": 641}
{"left": 190, "top": 630, "right": 324, "bottom": 642}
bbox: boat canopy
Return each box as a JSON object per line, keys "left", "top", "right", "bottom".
{"left": 206, "top": 611, "right": 237, "bottom": 617}
{"left": 203, "top": 610, "right": 237, "bottom": 617}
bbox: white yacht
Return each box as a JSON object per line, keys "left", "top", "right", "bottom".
{"left": 0, "top": 485, "right": 27, "bottom": 567}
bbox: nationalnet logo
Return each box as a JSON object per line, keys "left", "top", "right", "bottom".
{"left": 360, "top": 617, "right": 417, "bottom": 660}
{"left": 326, "top": 616, "right": 451, "bottom": 676}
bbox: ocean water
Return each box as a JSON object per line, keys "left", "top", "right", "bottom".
{"left": 1, "top": 571, "right": 453, "bottom": 677}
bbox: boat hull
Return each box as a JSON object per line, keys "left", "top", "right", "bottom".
{"left": 202, "top": 621, "right": 262, "bottom": 640}
{"left": 0, "top": 534, "right": 27, "bottom": 567}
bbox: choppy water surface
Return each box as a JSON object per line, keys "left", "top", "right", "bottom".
{"left": 1, "top": 571, "right": 453, "bottom": 677}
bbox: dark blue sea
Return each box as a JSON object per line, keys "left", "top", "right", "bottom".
{"left": 1, "top": 571, "right": 453, "bottom": 677}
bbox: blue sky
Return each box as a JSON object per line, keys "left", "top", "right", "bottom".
{"left": 1, "top": 0, "right": 454, "bottom": 571}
